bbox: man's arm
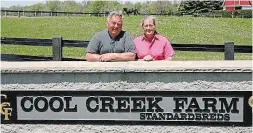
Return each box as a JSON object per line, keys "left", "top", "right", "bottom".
{"left": 86, "top": 52, "right": 136, "bottom": 62}
{"left": 86, "top": 53, "right": 101, "bottom": 62}
{"left": 85, "top": 32, "right": 101, "bottom": 62}
{"left": 102, "top": 52, "right": 136, "bottom": 62}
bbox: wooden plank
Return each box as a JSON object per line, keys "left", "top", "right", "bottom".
{"left": 224, "top": 42, "right": 235, "bottom": 60}
{"left": 1, "top": 37, "right": 252, "bottom": 53}
{"left": 1, "top": 37, "right": 52, "bottom": 46}
{"left": 1, "top": 54, "right": 86, "bottom": 61}
{"left": 52, "top": 36, "right": 63, "bottom": 61}
{"left": 1, "top": 54, "right": 52, "bottom": 61}
{"left": 234, "top": 46, "right": 252, "bottom": 53}
{"left": 171, "top": 44, "right": 224, "bottom": 52}
{"left": 63, "top": 40, "right": 89, "bottom": 47}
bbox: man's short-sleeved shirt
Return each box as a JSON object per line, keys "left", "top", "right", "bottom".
{"left": 86, "top": 30, "right": 136, "bottom": 54}
{"left": 134, "top": 34, "right": 175, "bottom": 60}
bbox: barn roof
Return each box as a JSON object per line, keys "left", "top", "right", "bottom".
{"left": 223, "top": 0, "right": 252, "bottom": 7}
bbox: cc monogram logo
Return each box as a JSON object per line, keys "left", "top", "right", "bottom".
{"left": 248, "top": 96, "right": 253, "bottom": 108}
{"left": 0, "top": 94, "right": 12, "bottom": 120}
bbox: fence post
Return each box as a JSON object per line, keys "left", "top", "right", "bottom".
{"left": 52, "top": 36, "right": 63, "bottom": 61}
{"left": 224, "top": 41, "right": 234, "bottom": 60}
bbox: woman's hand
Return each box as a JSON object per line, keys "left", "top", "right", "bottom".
{"left": 143, "top": 55, "right": 153, "bottom": 61}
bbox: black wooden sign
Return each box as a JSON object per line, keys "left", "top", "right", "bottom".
{"left": 1, "top": 90, "right": 252, "bottom": 126}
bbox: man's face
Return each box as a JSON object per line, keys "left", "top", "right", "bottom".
{"left": 107, "top": 16, "right": 123, "bottom": 38}
{"left": 142, "top": 19, "right": 155, "bottom": 38}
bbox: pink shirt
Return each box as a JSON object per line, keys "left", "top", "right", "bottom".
{"left": 134, "top": 34, "right": 175, "bottom": 60}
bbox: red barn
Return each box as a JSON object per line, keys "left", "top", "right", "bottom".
{"left": 223, "top": 0, "right": 252, "bottom": 12}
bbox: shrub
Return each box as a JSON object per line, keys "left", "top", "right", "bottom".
{"left": 213, "top": 10, "right": 232, "bottom": 18}
{"left": 213, "top": 10, "right": 252, "bottom": 18}
{"left": 238, "top": 10, "right": 252, "bottom": 18}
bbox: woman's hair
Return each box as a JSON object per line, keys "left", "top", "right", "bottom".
{"left": 141, "top": 15, "right": 156, "bottom": 27}
{"left": 107, "top": 11, "right": 123, "bottom": 21}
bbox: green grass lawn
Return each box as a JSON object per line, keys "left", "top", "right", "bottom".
{"left": 1, "top": 16, "right": 252, "bottom": 60}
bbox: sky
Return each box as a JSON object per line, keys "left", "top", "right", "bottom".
{"left": 1, "top": 0, "right": 152, "bottom": 8}
{"left": 1, "top": 0, "right": 45, "bottom": 8}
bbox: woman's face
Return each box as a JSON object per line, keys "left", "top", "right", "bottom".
{"left": 142, "top": 19, "right": 155, "bottom": 39}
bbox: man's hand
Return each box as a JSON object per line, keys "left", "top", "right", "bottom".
{"left": 143, "top": 55, "right": 153, "bottom": 61}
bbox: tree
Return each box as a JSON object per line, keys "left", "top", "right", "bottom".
{"left": 82, "top": 0, "right": 91, "bottom": 12}
{"left": 27, "top": 3, "right": 45, "bottom": 11}
{"left": 123, "top": 1, "right": 134, "bottom": 9}
{"left": 134, "top": 2, "right": 142, "bottom": 11}
{"left": 105, "top": 1, "right": 121, "bottom": 11}
{"left": 46, "top": 0, "right": 61, "bottom": 12}
{"left": 88, "top": 1, "right": 106, "bottom": 13}
{"left": 62, "top": 1, "right": 81, "bottom": 12}
{"left": 9, "top": 5, "right": 24, "bottom": 10}
{"left": 152, "top": 1, "right": 173, "bottom": 14}
{"left": 139, "top": 2, "right": 152, "bottom": 14}
{"left": 137, "top": 1, "right": 177, "bottom": 15}
{"left": 178, "top": 0, "right": 223, "bottom": 15}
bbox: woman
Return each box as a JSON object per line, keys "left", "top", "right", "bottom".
{"left": 134, "top": 16, "right": 175, "bottom": 61}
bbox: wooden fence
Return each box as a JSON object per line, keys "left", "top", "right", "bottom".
{"left": 0, "top": 10, "right": 186, "bottom": 17}
{"left": 1, "top": 37, "right": 252, "bottom": 61}
{"left": 0, "top": 10, "right": 110, "bottom": 17}
{"left": 2, "top": 9, "right": 250, "bottom": 18}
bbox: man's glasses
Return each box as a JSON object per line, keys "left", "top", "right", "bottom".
{"left": 143, "top": 24, "right": 154, "bottom": 28}
{"left": 109, "top": 21, "right": 122, "bottom": 26}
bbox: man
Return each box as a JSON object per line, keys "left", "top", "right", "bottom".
{"left": 86, "top": 11, "right": 136, "bottom": 62}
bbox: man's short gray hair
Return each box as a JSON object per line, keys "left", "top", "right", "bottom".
{"left": 107, "top": 11, "right": 123, "bottom": 21}
{"left": 141, "top": 15, "right": 156, "bottom": 27}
